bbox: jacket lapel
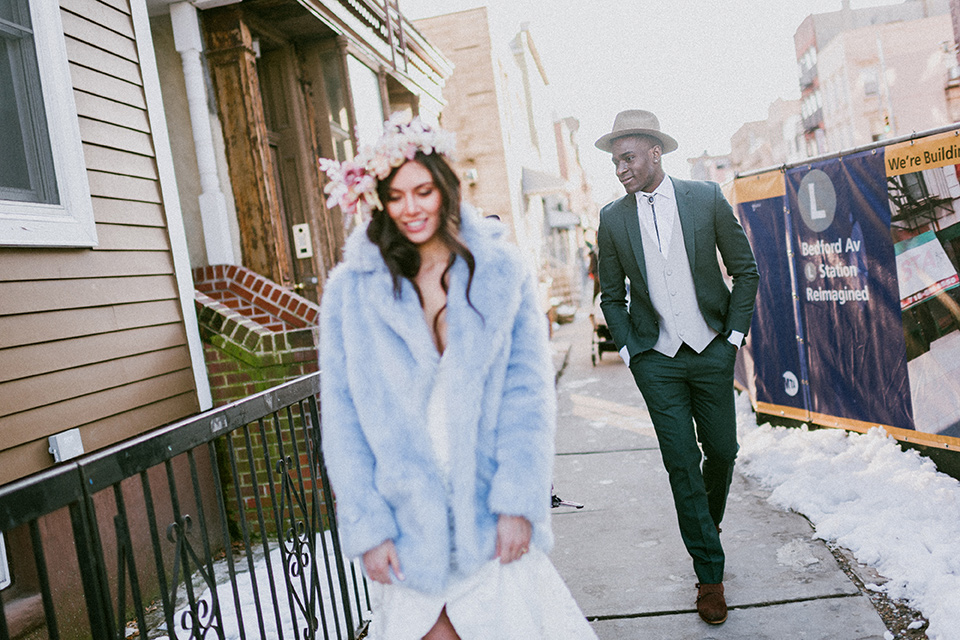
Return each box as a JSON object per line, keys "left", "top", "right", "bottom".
{"left": 443, "top": 233, "right": 517, "bottom": 378}
{"left": 343, "top": 224, "right": 442, "bottom": 367}
{"left": 619, "top": 194, "right": 648, "bottom": 288}
{"left": 361, "top": 266, "right": 441, "bottom": 369}
{"left": 673, "top": 178, "right": 697, "bottom": 272}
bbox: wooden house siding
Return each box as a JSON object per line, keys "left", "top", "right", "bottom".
{"left": 0, "top": 0, "right": 200, "bottom": 485}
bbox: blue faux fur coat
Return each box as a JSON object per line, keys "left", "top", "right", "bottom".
{"left": 319, "top": 206, "right": 556, "bottom": 595}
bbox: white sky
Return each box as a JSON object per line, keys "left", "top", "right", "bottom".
{"left": 399, "top": 0, "right": 906, "bottom": 202}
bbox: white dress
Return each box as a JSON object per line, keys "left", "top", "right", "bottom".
{"left": 367, "top": 354, "right": 598, "bottom": 640}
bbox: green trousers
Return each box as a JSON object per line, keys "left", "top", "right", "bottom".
{"left": 629, "top": 335, "right": 739, "bottom": 584}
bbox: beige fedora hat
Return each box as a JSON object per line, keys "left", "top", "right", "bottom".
{"left": 595, "top": 109, "right": 678, "bottom": 154}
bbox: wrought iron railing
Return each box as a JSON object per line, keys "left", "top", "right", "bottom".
{"left": 0, "top": 373, "right": 370, "bottom": 640}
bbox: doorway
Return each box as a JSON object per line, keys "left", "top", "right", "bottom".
{"left": 258, "top": 45, "right": 322, "bottom": 302}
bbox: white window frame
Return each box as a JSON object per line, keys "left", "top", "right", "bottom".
{"left": 0, "top": 0, "right": 96, "bottom": 247}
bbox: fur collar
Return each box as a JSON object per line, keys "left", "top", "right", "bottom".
{"left": 333, "top": 204, "right": 526, "bottom": 373}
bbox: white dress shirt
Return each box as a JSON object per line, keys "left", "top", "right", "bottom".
{"left": 635, "top": 177, "right": 676, "bottom": 256}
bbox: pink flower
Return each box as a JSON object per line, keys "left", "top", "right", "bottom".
{"left": 340, "top": 161, "right": 367, "bottom": 187}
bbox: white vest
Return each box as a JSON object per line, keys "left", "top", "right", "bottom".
{"left": 639, "top": 209, "right": 717, "bottom": 356}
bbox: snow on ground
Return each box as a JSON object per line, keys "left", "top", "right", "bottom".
{"left": 735, "top": 393, "right": 960, "bottom": 640}
{"left": 153, "top": 530, "right": 371, "bottom": 640}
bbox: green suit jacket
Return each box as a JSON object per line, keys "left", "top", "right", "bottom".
{"left": 597, "top": 177, "right": 759, "bottom": 360}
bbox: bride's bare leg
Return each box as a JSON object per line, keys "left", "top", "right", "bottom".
{"left": 422, "top": 606, "right": 460, "bottom": 640}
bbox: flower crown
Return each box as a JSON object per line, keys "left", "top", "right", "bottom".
{"left": 318, "top": 113, "right": 456, "bottom": 219}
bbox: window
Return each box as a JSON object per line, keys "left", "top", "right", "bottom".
{"left": 0, "top": 0, "right": 56, "bottom": 204}
{"left": 861, "top": 68, "right": 879, "bottom": 97}
{"left": 346, "top": 55, "right": 384, "bottom": 148}
{"left": 321, "top": 49, "right": 353, "bottom": 162}
{"left": 0, "top": 0, "right": 96, "bottom": 247}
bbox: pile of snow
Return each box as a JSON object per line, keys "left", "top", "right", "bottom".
{"left": 736, "top": 395, "right": 960, "bottom": 640}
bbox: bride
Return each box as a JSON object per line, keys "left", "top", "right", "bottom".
{"left": 319, "top": 114, "right": 597, "bottom": 640}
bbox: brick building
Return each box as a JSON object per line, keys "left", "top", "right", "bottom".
{"left": 415, "top": 7, "right": 596, "bottom": 312}
{"left": 794, "top": 0, "right": 952, "bottom": 155}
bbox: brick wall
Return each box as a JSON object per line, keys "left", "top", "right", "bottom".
{"left": 193, "top": 265, "right": 322, "bottom": 535}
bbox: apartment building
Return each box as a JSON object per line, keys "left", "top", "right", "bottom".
{"left": 414, "top": 7, "right": 594, "bottom": 310}
{"left": 794, "top": 0, "right": 951, "bottom": 155}
{"left": 729, "top": 98, "right": 804, "bottom": 174}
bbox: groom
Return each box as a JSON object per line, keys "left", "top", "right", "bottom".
{"left": 594, "top": 110, "right": 758, "bottom": 624}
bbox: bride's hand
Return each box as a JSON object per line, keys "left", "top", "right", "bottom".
{"left": 495, "top": 514, "right": 532, "bottom": 564}
{"left": 363, "top": 539, "right": 404, "bottom": 584}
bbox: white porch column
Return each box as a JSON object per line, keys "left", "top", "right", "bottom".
{"left": 170, "top": 1, "right": 236, "bottom": 265}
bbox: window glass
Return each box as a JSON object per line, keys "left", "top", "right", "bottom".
{"left": 347, "top": 55, "right": 383, "bottom": 148}
{"left": 861, "top": 68, "right": 879, "bottom": 96}
{"left": 322, "top": 51, "right": 348, "bottom": 130}
{"left": 0, "top": 39, "right": 32, "bottom": 191}
{"left": 0, "top": 0, "right": 57, "bottom": 204}
{"left": 0, "top": 0, "right": 95, "bottom": 246}
{"left": 0, "top": 531, "right": 9, "bottom": 590}
{"left": 321, "top": 50, "right": 353, "bottom": 161}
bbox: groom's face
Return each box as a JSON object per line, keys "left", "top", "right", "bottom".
{"left": 611, "top": 136, "right": 662, "bottom": 194}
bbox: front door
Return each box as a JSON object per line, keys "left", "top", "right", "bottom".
{"left": 258, "top": 45, "right": 322, "bottom": 303}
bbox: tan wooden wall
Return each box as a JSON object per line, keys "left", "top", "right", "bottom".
{"left": 0, "top": 0, "right": 200, "bottom": 485}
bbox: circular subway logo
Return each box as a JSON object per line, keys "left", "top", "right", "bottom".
{"left": 797, "top": 170, "right": 836, "bottom": 233}
{"left": 783, "top": 371, "right": 799, "bottom": 397}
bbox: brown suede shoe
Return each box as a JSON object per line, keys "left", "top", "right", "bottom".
{"left": 696, "top": 582, "right": 727, "bottom": 624}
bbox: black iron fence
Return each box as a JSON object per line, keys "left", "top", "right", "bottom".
{"left": 0, "top": 373, "right": 371, "bottom": 640}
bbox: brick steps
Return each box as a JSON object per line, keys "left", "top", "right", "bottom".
{"left": 194, "top": 264, "right": 318, "bottom": 333}
{"left": 193, "top": 264, "right": 321, "bottom": 408}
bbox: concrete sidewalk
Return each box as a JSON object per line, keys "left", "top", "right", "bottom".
{"left": 547, "top": 314, "right": 890, "bottom": 639}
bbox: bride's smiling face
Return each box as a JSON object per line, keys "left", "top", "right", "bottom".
{"left": 385, "top": 161, "right": 442, "bottom": 246}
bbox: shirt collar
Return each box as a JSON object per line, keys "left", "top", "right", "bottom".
{"left": 635, "top": 175, "right": 674, "bottom": 206}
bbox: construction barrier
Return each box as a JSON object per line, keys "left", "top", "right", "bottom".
{"left": 730, "top": 126, "right": 960, "bottom": 452}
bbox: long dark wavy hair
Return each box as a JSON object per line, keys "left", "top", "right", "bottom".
{"left": 367, "top": 151, "right": 480, "bottom": 327}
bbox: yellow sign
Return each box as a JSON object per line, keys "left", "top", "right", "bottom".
{"left": 732, "top": 171, "right": 786, "bottom": 204}
{"left": 885, "top": 130, "right": 960, "bottom": 176}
